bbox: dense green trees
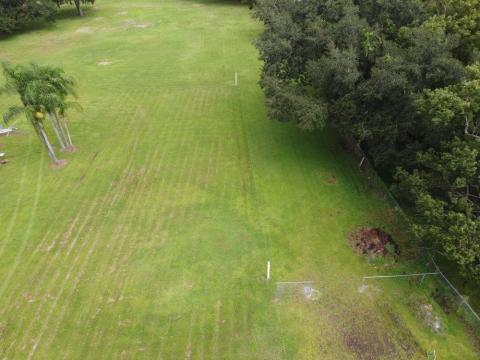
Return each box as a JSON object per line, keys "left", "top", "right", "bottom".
{"left": 255, "top": 0, "right": 480, "bottom": 279}
{"left": 394, "top": 66, "right": 480, "bottom": 278}
{"left": 426, "top": 0, "right": 480, "bottom": 63}
{"left": 0, "top": 0, "right": 56, "bottom": 34}
{"left": 0, "top": 0, "right": 95, "bottom": 35}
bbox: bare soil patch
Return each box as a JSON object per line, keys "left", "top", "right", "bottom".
{"left": 349, "top": 228, "right": 398, "bottom": 257}
{"left": 314, "top": 169, "right": 338, "bottom": 185}
{"left": 60, "top": 146, "right": 77, "bottom": 153}
{"left": 50, "top": 159, "right": 69, "bottom": 170}
{"left": 75, "top": 27, "right": 95, "bottom": 34}
{"left": 342, "top": 319, "right": 395, "bottom": 360}
{"left": 333, "top": 304, "right": 420, "bottom": 360}
{"left": 121, "top": 20, "right": 154, "bottom": 29}
{"left": 325, "top": 174, "right": 337, "bottom": 185}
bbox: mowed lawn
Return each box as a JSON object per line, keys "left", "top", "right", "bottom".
{"left": 0, "top": 0, "right": 478, "bottom": 359}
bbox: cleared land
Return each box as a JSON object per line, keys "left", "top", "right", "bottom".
{"left": 0, "top": 0, "right": 478, "bottom": 358}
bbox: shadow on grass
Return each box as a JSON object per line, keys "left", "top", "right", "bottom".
{"left": 0, "top": 6, "right": 95, "bottom": 43}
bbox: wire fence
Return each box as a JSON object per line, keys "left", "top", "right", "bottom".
{"left": 342, "top": 137, "right": 480, "bottom": 331}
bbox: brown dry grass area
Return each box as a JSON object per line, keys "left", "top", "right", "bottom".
{"left": 325, "top": 175, "right": 337, "bottom": 185}
{"left": 348, "top": 228, "right": 398, "bottom": 257}
{"left": 331, "top": 304, "right": 420, "bottom": 360}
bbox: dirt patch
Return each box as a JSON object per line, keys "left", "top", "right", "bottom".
{"left": 97, "top": 61, "right": 112, "bottom": 66}
{"left": 325, "top": 175, "right": 337, "bottom": 185}
{"left": 50, "top": 159, "right": 69, "bottom": 169}
{"left": 121, "top": 20, "right": 154, "bottom": 29}
{"left": 75, "top": 27, "right": 95, "bottom": 34}
{"left": 60, "top": 145, "right": 77, "bottom": 153}
{"left": 349, "top": 228, "right": 398, "bottom": 257}
{"left": 314, "top": 169, "right": 338, "bottom": 185}
{"left": 333, "top": 303, "right": 420, "bottom": 359}
{"left": 134, "top": 23, "right": 152, "bottom": 29}
{"left": 339, "top": 312, "right": 396, "bottom": 360}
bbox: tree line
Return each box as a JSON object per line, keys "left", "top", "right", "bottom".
{"left": 0, "top": 0, "right": 95, "bottom": 35}
{"left": 254, "top": 0, "right": 480, "bottom": 280}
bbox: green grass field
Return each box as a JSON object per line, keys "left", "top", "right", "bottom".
{"left": 0, "top": 0, "right": 478, "bottom": 358}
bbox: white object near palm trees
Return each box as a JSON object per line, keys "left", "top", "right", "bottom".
{"left": 0, "top": 127, "right": 14, "bottom": 136}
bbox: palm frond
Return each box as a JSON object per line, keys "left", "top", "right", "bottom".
{"left": 62, "top": 101, "right": 83, "bottom": 113}
{"left": 3, "top": 105, "right": 25, "bottom": 124}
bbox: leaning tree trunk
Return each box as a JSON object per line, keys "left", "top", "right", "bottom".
{"left": 48, "top": 113, "right": 66, "bottom": 149}
{"left": 54, "top": 110, "right": 72, "bottom": 148}
{"left": 62, "top": 116, "right": 74, "bottom": 147}
{"left": 32, "top": 121, "right": 48, "bottom": 149}
{"left": 75, "top": 0, "right": 84, "bottom": 17}
{"left": 38, "top": 124, "right": 60, "bottom": 164}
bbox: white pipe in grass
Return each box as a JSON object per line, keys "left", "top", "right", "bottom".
{"left": 267, "top": 261, "right": 270, "bottom": 280}
{"left": 362, "top": 272, "right": 439, "bottom": 279}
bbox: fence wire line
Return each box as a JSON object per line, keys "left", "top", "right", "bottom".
{"left": 346, "top": 137, "right": 480, "bottom": 325}
{"left": 362, "top": 272, "right": 439, "bottom": 279}
{"left": 429, "top": 254, "right": 480, "bottom": 322}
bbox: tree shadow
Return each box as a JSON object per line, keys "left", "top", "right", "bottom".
{"left": 0, "top": 6, "right": 95, "bottom": 43}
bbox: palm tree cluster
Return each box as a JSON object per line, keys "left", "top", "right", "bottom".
{"left": 1, "top": 62, "right": 80, "bottom": 165}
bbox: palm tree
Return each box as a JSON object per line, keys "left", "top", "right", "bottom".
{"left": 1, "top": 62, "right": 79, "bottom": 164}
{"left": 34, "top": 63, "right": 79, "bottom": 150}
{"left": 56, "top": 102, "right": 79, "bottom": 151}
{"left": 3, "top": 104, "right": 60, "bottom": 164}
{"left": 24, "top": 78, "right": 67, "bottom": 150}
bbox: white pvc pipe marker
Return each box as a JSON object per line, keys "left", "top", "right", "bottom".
{"left": 267, "top": 261, "right": 271, "bottom": 280}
